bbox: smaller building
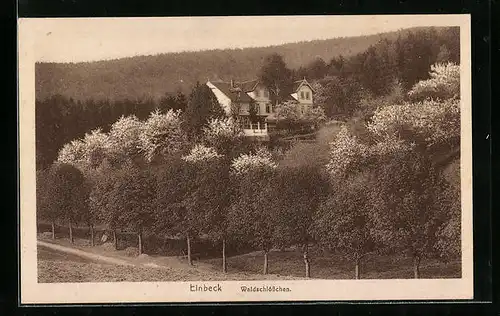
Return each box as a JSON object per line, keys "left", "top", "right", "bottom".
{"left": 207, "top": 78, "right": 315, "bottom": 138}
{"left": 290, "top": 78, "right": 314, "bottom": 107}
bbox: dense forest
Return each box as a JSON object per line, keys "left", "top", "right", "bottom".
{"left": 35, "top": 26, "right": 458, "bottom": 101}
{"left": 36, "top": 26, "right": 460, "bottom": 170}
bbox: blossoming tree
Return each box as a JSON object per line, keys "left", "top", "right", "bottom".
{"left": 312, "top": 171, "right": 383, "bottom": 279}
{"left": 272, "top": 100, "right": 327, "bottom": 132}
{"left": 57, "top": 128, "right": 111, "bottom": 171}
{"left": 228, "top": 148, "right": 278, "bottom": 274}
{"left": 408, "top": 62, "right": 460, "bottom": 102}
{"left": 153, "top": 157, "right": 197, "bottom": 263}
{"left": 322, "top": 62, "right": 462, "bottom": 276}
{"left": 107, "top": 114, "right": 144, "bottom": 164}
{"left": 182, "top": 144, "right": 231, "bottom": 271}
{"left": 139, "top": 109, "right": 186, "bottom": 163}
{"left": 40, "top": 163, "right": 90, "bottom": 244}
{"left": 266, "top": 165, "right": 329, "bottom": 278}
{"left": 107, "top": 163, "right": 156, "bottom": 255}
{"left": 202, "top": 117, "right": 245, "bottom": 159}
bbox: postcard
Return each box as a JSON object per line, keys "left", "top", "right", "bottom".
{"left": 18, "top": 14, "right": 472, "bottom": 304}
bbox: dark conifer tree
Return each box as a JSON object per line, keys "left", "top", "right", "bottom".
{"left": 182, "top": 82, "right": 225, "bottom": 139}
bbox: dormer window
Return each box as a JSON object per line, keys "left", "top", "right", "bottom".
{"left": 300, "top": 91, "right": 305, "bottom": 99}
{"left": 305, "top": 91, "right": 310, "bottom": 100}
{"left": 255, "top": 89, "right": 260, "bottom": 97}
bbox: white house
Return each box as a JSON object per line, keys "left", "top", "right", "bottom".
{"left": 207, "top": 78, "right": 315, "bottom": 138}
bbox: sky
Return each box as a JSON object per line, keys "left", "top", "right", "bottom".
{"left": 19, "top": 15, "right": 465, "bottom": 63}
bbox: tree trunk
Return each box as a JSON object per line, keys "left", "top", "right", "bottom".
{"left": 263, "top": 250, "right": 269, "bottom": 275}
{"left": 186, "top": 233, "right": 192, "bottom": 266}
{"left": 355, "top": 257, "right": 360, "bottom": 280}
{"left": 138, "top": 231, "right": 143, "bottom": 256}
{"left": 303, "top": 244, "right": 310, "bottom": 278}
{"left": 222, "top": 238, "right": 227, "bottom": 273}
{"left": 413, "top": 255, "right": 421, "bottom": 279}
{"left": 68, "top": 221, "right": 73, "bottom": 244}
{"left": 90, "top": 224, "right": 94, "bottom": 247}
{"left": 162, "top": 236, "right": 168, "bottom": 254}
{"left": 51, "top": 221, "right": 55, "bottom": 240}
{"left": 113, "top": 230, "right": 118, "bottom": 250}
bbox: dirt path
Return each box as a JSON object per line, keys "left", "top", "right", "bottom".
{"left": 37, "top": 239, "right": 304, "bottom": 281}
{"left": 38, "top": 240, "right": 135, "bottom": 267}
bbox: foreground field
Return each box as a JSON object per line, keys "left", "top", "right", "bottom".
{"left": 202, "top": 249, "right": 461, "bottom": 279}
{"left": 37, "top": 236, "right": 460, "bottom": 283}
{"left": 37, "top": 240, "right": 301, "bottom": 283}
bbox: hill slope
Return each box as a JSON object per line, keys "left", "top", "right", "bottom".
{"left": 36, "top": 27, "right": 436, "bottom": 101}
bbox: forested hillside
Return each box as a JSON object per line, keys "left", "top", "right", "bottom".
{"left": 35, "top": 26, "right": 460, "bottom": 169}
{"left": 36, "top": 26, "right": 455, "bottom": 101}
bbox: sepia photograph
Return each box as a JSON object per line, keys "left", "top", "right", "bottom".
{"left": 18, "top": 14, "right": 473, "bottom": 303}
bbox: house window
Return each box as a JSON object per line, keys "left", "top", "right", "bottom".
{"left": 305, "top": 91, "right": 310, "bottom": 100}
{"left": 300, "top": 91, "right": 305, "bottom": 99}
{"left": 265, "top": 103, "right": 271, "bottom": 113}
{"left": 255, "top": 89, "right": 260, "bottom": 97}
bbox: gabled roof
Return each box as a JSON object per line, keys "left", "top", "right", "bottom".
{"left": 238, "top": 79, "right": 260, "bottom": 92}
{"left": 209, "top": 78, "right": 313, "bottom": 103}
{"left": 208, "top": 80, "right": 253, "bottom": 102}
{"left": 292, "top": 78, "right": 315, "bottom": 93}
{"left": 282, "top": 92, "right": 298, "bottom": 102}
